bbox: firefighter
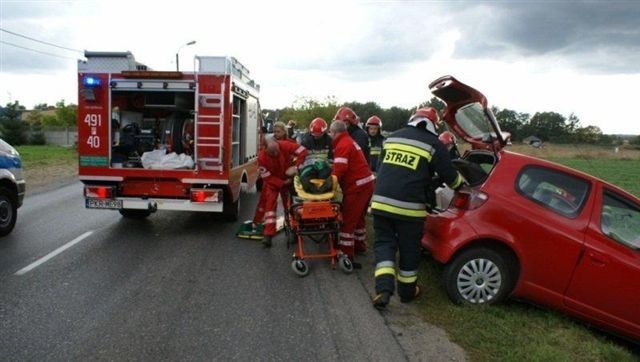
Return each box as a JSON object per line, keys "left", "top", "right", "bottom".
{"left": 255, "top": 136, "right": 308, "bottom": 247}
{"left": 300, "top": 117, "right": 333, "bottom": 161}
{"left": 365, "top": 115, "right": 385, "bottom": 172}
{"left": 334, "top": 107, "right": 370, "bottom": 165}
{"left": 330, "top": 120, "right": 375, "bottom": 267}
{"left": 371, "top": 107, "right": 466, "bottom": 309}
{"left": 273, "top": 121, "right": 297, "bottom": 144}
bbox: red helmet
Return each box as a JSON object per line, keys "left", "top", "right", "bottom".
{"left": 309, "top": 117, "right": 328, "bottom": 137}
{"left": 366, "top": 115, "right": 382, "bottom": 128}
{"left": 409, "top": 107, "right": 438, "bottom": 124}
{"left": 438, "top": 131, "right": 456, "bottom": 146}
{"left": 334, "top": 107, "right": 358, "bottom": 125}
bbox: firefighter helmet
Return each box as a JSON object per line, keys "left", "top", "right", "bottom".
{"left": 366, "top": 115, "right": 382, "bottom": 129}
{"left": 334, "top": 107, "right": 358, "bottom": 125}
{"left": 309, "top": 117, "right": 328, "bottom": 137}
{"left": 438, "top": 131, "right": 456, "bottom": 146}
{"left": 408, "top": 107, "right": 439, "bottom": 133}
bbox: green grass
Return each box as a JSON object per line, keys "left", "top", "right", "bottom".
{"left": 15, "top": 145, "right": 77, "bottom": 168}
{"left": 549, "top": 158, "right": 640, "bottom": 198}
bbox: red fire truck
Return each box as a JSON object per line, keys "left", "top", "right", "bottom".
{"left": 77, "top": 51, "right": 262, "bottom": 220}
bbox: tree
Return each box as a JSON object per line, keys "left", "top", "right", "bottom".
{"left": 492, "top": 108, "right": 530, "bottom": 142}
{"left": 55, "top": 100, "right": 77, "bottom": 127}
{"left": 528, "top": 112, "right": 569, "bottom": 142}
{"left": 0, "top": 101, "right": 28, "bottom": 145}
{"left": 382, "top": 106, "right": 412, "bottom": 132}
{"left": 574, "top": 125, "right": 603, "bottom": 144}
{"left": 29, "top": 120, "right": 46, "bottom": 145}
{"left": 34, "top": 103, "right": 50, "bottom": 110}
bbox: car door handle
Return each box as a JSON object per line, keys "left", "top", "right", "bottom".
{"left": 588, "top": 252, "right": 608, "bottom": 267}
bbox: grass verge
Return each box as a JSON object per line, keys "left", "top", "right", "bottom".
{"left": 16, "top": 145, "right": 78, "bottom": 193}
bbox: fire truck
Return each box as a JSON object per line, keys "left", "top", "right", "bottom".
{"left": 77, "top": 51, "right": 262, "bottom": 220}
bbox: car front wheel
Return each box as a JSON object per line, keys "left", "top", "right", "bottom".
{"left": 0, "top": 187, "right": 17, "bottom": 236}
{"left": 443, "top": 247, "right": 513, "bottom": 305}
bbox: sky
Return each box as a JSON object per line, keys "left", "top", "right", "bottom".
{"left": 1, "top": 0, "right": 639, "bottom": 134}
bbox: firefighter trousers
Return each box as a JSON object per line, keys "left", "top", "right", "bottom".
{"left": 339, "top": 182, "right": 374, "bottom": 259}
{"left": 373, "top": 215, "right": 423, "bottom": 300}
{"left": 255, "top": 183, "right": 290, "bottom": 236}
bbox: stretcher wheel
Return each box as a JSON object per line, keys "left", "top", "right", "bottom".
{"left": 291, "top": 259, "right": 310, "bottom": 277}
{"left": 338, "top": 256, "right": 354, "bottom": 274}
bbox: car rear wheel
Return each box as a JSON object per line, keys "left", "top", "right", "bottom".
{"left": 0, "top": 188, "right": 17, "bottom": 237}
{"left": 443, "top": 247, "right": 513, "bottom": 305}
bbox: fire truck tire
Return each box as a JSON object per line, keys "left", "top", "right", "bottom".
{"left": 222, "top": 191, "right": 240, "bottom": 222}
{"left": 119, "top": 209, "right": 151, "bottom": 219}
{"left": 0, "top": 188, "right": 17, "bottom": 237}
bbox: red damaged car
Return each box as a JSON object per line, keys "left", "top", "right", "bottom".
{"left": 422, "top": 76, "right": 640, "bottom": 341}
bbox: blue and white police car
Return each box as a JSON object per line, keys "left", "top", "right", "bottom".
{"left": 0, "top": 138, "right": 25, "bottom": 236}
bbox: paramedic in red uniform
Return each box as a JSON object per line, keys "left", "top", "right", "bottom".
{"left": 330, "top": 120, "right": 374, "bottom": 268}
{"left": 254, "top": 136, "right": 307, "bottom": 247}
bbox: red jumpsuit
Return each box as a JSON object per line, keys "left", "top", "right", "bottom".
{"left": 253, "top": 141, "right": 307, "bottom": 236}
{"left": 332, "top": 132, "right": 375, "bottom": 259}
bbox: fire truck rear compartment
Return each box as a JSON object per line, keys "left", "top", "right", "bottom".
{"left": 110, "top": 90, "right": 196, "bottom": 169}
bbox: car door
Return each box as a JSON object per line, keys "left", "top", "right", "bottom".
{"left": 508, "top": 165, "right": 594, "bottom": 303}
{"left": 564, "top": 184, "right": 640, "bottom": 338}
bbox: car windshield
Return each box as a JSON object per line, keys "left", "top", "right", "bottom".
{"left": 455, "top": 103, "right": 496, "bottom": 139}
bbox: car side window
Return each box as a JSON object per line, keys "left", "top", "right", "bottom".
{"left": 601, "top": 190, "right": 640, "bottom": 249}
{"left": 516, "top": 166, "right": 590, "bottom": 218}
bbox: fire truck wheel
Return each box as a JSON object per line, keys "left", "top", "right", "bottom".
{"left": 119, "top": 209, "right": 151, "bottom": 219}
{"left": 222, "top": 194, "right": 240, "bottom": 222}
{"left": 0, "top": 188, "right": 17, "bottom": 237}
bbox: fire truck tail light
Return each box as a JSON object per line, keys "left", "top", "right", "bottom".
{"left": 84, "top": 186, "right": 115, "bottom": 199}
{"left": 190, "top": 189, "right": 222, "bottom": 203}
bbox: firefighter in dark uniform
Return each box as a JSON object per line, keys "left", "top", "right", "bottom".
{"left": 300, "top": 117, "right": 333, "bottom": 161}
{"left": 365, "top": 115, "right": 385, "bottom": 172}
{"left": 334, "top": 107, "right": 370, "bottom": 165}
{"left": 371, "top": 107, "right": 465, "bottom": 309}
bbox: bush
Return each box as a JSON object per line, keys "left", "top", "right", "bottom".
{"left": 29, "top": 121, "right": 46, "bottom": 145}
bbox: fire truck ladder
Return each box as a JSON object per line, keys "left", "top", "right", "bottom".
{"left": 196, "top": 86, "right": 225, "bottom": 172}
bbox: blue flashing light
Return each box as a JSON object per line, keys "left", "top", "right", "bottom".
{"left": 83, "top": 76, "right": 101, "bottom": 87}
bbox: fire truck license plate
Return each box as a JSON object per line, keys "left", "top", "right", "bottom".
{"left": 86, "top": 199, "right": 123, "bottom": 209}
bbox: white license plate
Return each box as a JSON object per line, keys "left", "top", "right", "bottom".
{"left": 86, "top": 199, "right": 123, "bottom": 209}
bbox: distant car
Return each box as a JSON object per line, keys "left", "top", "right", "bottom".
{"left": 422, "top": 76, "right": 640, "bottom": 341}
{"left": 0, "top": 138, "right": 25, "bottom": 236}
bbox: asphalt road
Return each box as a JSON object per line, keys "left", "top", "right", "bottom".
{"left": 0, "top": 182, "right": 465, "bottom": 361}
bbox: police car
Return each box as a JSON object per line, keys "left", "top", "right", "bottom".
{"left": 0, "top": 138, "right": 25, "bottom": 236}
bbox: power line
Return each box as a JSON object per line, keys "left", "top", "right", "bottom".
{"left": 0, "top": 27, "right": 83, "bottom": 54}
{"left": 0, "top": 40, "right": 77, "bottom": 60}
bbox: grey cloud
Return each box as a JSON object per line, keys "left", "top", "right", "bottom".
{"left": 453, "top": 1, "right": 640, "bottom": 73}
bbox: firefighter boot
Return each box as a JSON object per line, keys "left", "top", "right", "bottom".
{"left": 399, "top": 285, "right": 421, "bottom": 303}
{"left": 373, "top": 291, "right": 391, "bottom": 310}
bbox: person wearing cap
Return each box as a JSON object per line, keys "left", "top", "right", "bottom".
{"left": 301, "top": 117, "right": 333, "bottom": 161}
{"left": 334, "top": 107, "right": 370, "bottom": 165}
{"left": 330, "top": 120, "right": 375, "bottom": 268}
{"left": 365, "top": 115, "right": 385, "bottom": 172}
{"left": 371, "top": 107, "right": 465, "bottom": 310}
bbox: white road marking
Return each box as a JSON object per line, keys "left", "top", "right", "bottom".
{"left": 14, "top": 231, "right": 94, "bottom": 276}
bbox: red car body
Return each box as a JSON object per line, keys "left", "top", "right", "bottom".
{"left": 422, "top": 76, "right": 640, "bottom": 342}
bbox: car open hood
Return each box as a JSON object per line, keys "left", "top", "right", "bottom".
{"left": 429, "top": 75, "right": 509, "bottom": 151}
